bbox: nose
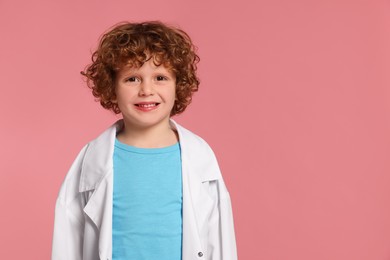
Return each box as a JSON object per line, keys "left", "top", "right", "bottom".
{"left": 139, "top": 80, "right": 154, "bottom": 96}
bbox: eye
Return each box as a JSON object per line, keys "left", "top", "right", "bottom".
{"left": 126, "top": 77, "right": 140, "bottom": 82}
{"left": 156, "top": 75, "right": 167, "bottom": 81}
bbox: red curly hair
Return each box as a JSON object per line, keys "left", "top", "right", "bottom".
{"left": 81, "top": 21, "right": 200, "bottom": 115}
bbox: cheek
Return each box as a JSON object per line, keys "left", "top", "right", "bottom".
{"left": 116, "top": 87, "right": 135, "bottom": 99}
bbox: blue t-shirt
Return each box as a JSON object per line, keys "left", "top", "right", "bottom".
{"left": 112, "top": 139, "right": 183, "bottom": 260}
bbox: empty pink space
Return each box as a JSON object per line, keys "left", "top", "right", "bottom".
{"left": 1, "top": 0, "right": 389, "bottom": 259}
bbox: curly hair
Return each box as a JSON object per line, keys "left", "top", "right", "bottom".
{"left": 81, "top": 21, "right": 200, "bottom": 116}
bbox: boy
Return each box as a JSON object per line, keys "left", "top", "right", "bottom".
{"left": 52, "top": 21, "right": 237, "bottom": 260}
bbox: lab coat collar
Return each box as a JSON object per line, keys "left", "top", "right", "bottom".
{"left": 79, "top": 119, "right": 220, "bottom": 192}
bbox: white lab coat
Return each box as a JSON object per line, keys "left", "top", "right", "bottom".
{"left": 52, "top": 120, "right": 237, "bottom": 260}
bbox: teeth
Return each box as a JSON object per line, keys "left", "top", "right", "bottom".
{"left": 138, "top": 103, "right": 157, "bottom": 108}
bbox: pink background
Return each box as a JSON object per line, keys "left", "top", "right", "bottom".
{"left": 1, "top": 0, "right": 390, "bottom": 259}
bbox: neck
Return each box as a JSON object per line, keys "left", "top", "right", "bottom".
{"left": 117, "top": 119, "right": 178, "bottom": 148}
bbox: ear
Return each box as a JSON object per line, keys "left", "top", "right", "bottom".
{"left": 111, "top": 93, "right": 118, "bottom": 103}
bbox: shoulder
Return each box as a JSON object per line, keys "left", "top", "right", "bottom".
{"left": 173, "top": 121, "right": 215, "bottom": 156}
{"left": 84, "top": 120, "right": 121, "bottom": 154}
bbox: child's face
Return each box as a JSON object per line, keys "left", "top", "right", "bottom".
{"left": 114, "top": 58, "right": 176, "bottom": 130}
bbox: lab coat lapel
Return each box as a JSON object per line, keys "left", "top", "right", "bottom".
{"left": 79, "top": 121, "right": 120, "bottom": 260}
{"left": 172, "top": 121, "right": 204, "bottom": 259}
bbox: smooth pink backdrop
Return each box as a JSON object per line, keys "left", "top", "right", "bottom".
{"left": 1, "top": 0, "right": 390, "bottom": 259}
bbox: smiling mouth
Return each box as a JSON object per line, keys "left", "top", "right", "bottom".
{"left": 135, "top": 103, "right": 160, "bottom": 108}
{"left": 134, "top": 103, "right": 161, "bottom": 112}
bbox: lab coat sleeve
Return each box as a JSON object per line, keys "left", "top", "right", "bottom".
{"left": 52, "top": 146, "right": 88, "bottom": 260}
{"left": 208, "top": 178, "right": 238, "bottom": 260}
